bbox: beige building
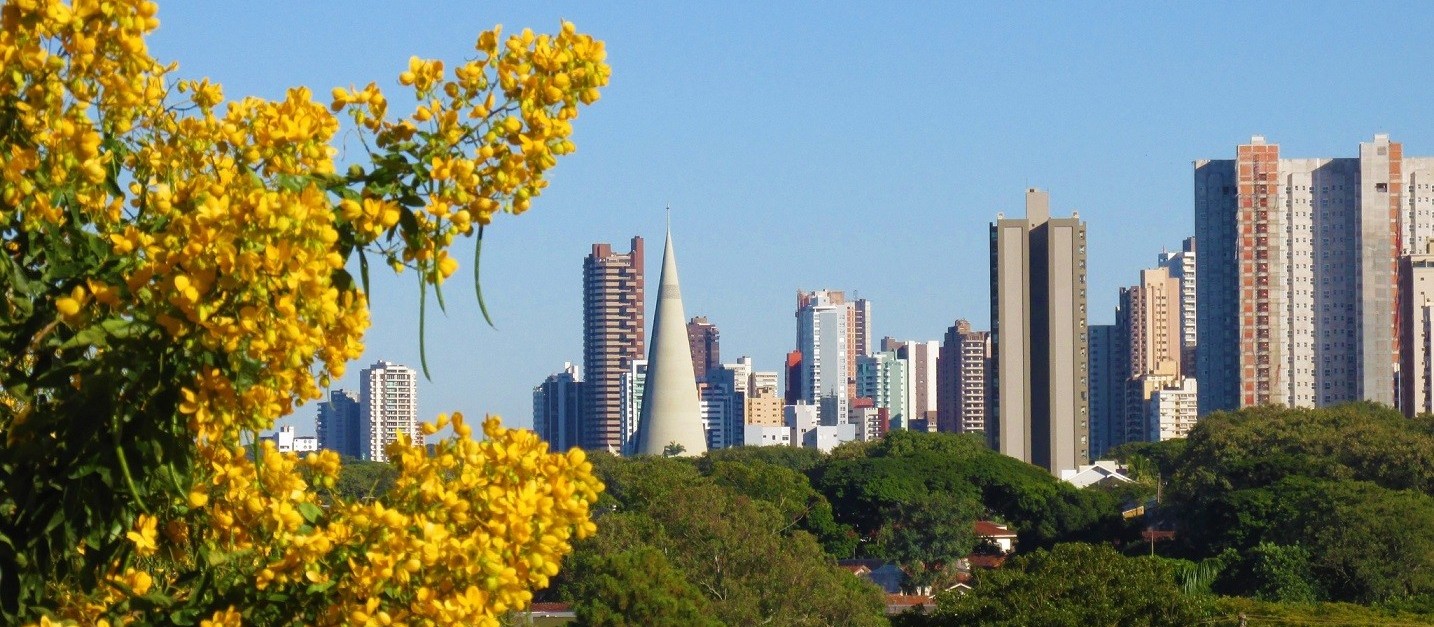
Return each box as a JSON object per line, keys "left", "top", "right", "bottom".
{"left": 1400, "top": 239, "right": 1434, "bottom": 416}
{"left": 990, "top": 188, "right": 1089, "bottom": 474}
{"left": 1124, "top": 266, "right": 1183, "bottom": 380}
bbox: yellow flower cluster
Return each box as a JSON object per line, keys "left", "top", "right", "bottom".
{"left": 0, "top": 1, "right": 608, "bottom": 624}
{"left": 332, "top": 21, "right": 609, "bottom": 283}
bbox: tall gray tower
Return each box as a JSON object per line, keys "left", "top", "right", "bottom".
{"left": 636, "top": 227, "right": 709, "bottom": 456}
{"left": 989, "top": 189, "right": 1089, "bottom": 474}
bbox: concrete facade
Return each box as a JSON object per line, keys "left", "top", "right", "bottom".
{"left": 1196, "top": 135, "right": 1429, "bottom": 414}
{"left": 990, "top": 188, "right": 1089, "bottom": 474}
{"left": 636, "top": 230, "right": 708, "bottom": 457}
{"left": 1400, "top": 240, "right": 1434, "bottom": 416}
{"left": 857, "top": 350, "right": 908, "bottom": 430}
{"left": 1147, "top": 378, "right": 1199, "bottom": 441}
{"left": 1158, "top": 237, "right": 1198, "bottom": 375}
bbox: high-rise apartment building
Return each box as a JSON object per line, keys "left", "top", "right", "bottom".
{"left": 582, "top": 237, "right": 645, "bottom": 452}
{"left": 1399, "top": 240, "right": 1434, "bottom": 416}
{"left": 990, "top": 188, "right": 1089, "bottom": 474}
{"left": 1196, "top": 135, "right": 1434, "bottom": 413}
{"left": 316, "top": 389, "right": 361, "bottom": 458}
{"left": 797, "top": 290, "right": 850, "bottom": 425}
{"left": 882, "top": 338, "right": 941, "bottom": 432}
{"left": 706, "top": 358, "right": 754, "bottom": 449}
{"left": 937, "top": 320, "right": 989, "bottom": 434}
{"left": 784, "top": 350, "right": 803, "bottom": 405}
{"left": 618, "top": 359, "right": 647, "bottom": 455}
{"left": 1124, "top": 266, "right": 1183, "bottom": 380}
{"left": 857, "top": 350, "right": 908, "bottom": 429}
{"left": 1147, "top": 378, "right": 1198, "bottom": 442}
{"left": 1158, "top": 237, "right": 1198, "bottom": 375}
{"left": 852, "top": 298, "right": 873, "bottom": 359}
{"left": 1087, "top": 323, "right": 1126, "bottom": 458}
{"left": 686, "top": 316, "right": 720, "bottom": 382}
{"left": 358, "top": 360, "right": 419, "bottom": 462}
{"left": 533, "top": 363, "right": 583, "bottom": 451}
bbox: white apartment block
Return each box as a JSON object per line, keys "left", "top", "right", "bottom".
{"left": 359, "top": 360, "right": 419, "bottom": 462}
{"left": 1146, "top": 378, "right": 1198, "bottom": 441}
{"left": 797, "top": 291, "right": 850, "bottom": 425}
{"left": 618, "top": 359, "right": 647, "bottom": 455}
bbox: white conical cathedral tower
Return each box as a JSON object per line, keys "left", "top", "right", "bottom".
{"left": 635, "top": 225, "right": 709, "bottom": 456}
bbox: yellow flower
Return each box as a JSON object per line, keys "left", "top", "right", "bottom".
{"left": 126, "top": 514, "right": 158, "bottom": 557}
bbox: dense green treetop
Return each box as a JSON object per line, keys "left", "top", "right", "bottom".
{"left": 915, "top": 543, "right": 1203, "bottom": 626}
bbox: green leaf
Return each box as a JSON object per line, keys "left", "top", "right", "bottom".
{"left": 474, "top": 225, "right": 495, "bottom": 328}
{"left": 298, "top": 501, "right": 322, "bottom": 524}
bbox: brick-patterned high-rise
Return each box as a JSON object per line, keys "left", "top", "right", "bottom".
{"left": 582, "top": 237, "right": 644, "bottom": 452}
{"left": 1197, "top": 135, "right": 1428, "bottom": 414}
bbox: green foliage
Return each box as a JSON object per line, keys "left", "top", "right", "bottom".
{"left": 700, "top": 444, "right": 826, "bottom": 474}
{"left": 814, "top": 429, "right": 1120, "bottom": 551}
{"left": 1158, "top": 404, "right": 1434, "bottom": 604}
{"left": 561, "top": 455, "right": 887, "bottom": 626}
{"left": 1208, "top": 595, "right": 1434, "bottom": 626}
{"left": 1172, "top": 402, "right": 1434, "bottom": 500}
{"left": 321, "top": 457, "right": 397, "bottom": 502}
{"left": 707, "top": 460, "right": 855, "bottom": 557}
{"left": 568, "top": 546, "right": 718, "bottom": 627}
{"left": 925, "top": 543, "right": 1204, "bottom": 626}
{"left": 1245, "top": 543, "right": 1319, "bottom": 603}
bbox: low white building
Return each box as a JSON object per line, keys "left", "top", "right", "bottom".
{"left": 262, "top": 425, "right": 318, "bottom": 453}
{"left": 743, "top": 424, "right": 792, "bottom": 447}
{"left": 1060, "top": 460, "right": 1134, "bottom": 488}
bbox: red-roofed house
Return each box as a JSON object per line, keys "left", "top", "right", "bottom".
{"left": 973, "top": 520, "right": 1018, "bottom": 554}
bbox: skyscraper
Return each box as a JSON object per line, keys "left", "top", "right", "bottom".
{"left": 1158, "top": 237, "right": 1198, "bottom": 375}
{"left": 857, "top": 350, "right": 908, "bottom": 429}
{"left": 990, "top": 188, "right": 1089, "bottom": 474}
{"left": 686, "top": 316, "right": 720, "bottom": 382}
{"left": 852, "top": 298, "right": 873, "bottom": 359}
{"left": 316, "top": 389, "right": 361, "bottom": 458}
{"left": 358, "top": 360, "right": 419, "bottom": 462}
{"left": 1087, "top": 323, "right": 1125, "bottom": 458}
{"left": 1195, "top": 135, "right": 1432, "bottom": 413}
{"left": 635, "top": 228, "right": 708, "bottom": 457}
{"left": 1119, "top": 264, "right": 1185, "bottom": 445}
{"left": 582, "top": 236, "right": 644, "bottom": 452}
{"left": 533, "top": 363, "right": 583, "bottom": 451}
{"left": 619, "top": 359, "right": 648, "bottom": 455}
{"left": 882, "top": 337, "right": 941, "bottom": 432}
{"left": 937, "top": 320, "right": 991, "bottom": 434}
{"left": 797, "top": 290, "right": 850, "bottom": 425}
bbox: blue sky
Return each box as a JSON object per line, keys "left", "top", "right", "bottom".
{"left": 148, "top": 2, "right": 1434, "bottom": 434}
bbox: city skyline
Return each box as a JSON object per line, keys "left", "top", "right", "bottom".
{"left": 145, "top": 3, "right": 1434, "bottom": 434}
